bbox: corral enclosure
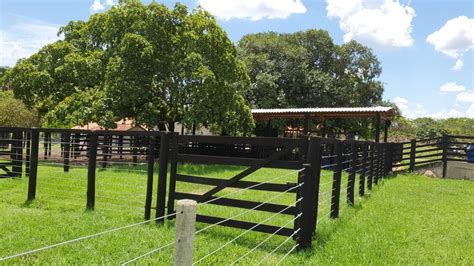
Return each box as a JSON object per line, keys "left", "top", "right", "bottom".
{"left": 0, "top": 126, "right": 473, "bottom": 264}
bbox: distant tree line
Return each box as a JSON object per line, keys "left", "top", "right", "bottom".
{"left": 389, "top": 117, "right": 474, "bottom": 141}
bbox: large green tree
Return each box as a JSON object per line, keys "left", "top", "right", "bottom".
{"left": 4, "top": 1, "right": 254, "bottom": 135}
{"left": 238, "top": 30, "right": 384, "bottom": 137}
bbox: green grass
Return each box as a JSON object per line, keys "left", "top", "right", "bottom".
{"left": 0, "top": 163, "right": 473, "bottom": 265}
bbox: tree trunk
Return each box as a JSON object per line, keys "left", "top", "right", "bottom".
{"left": 158, "top": 122, "right": 167, "bottom": 132}
{"left": 168, "top": 121, "right": 175, "bottom": 133}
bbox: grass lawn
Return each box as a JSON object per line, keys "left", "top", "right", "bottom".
{"left": 0, "top": 163, "right": 473, "bottom": 265}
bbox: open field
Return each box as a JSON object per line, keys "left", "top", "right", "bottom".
{"left": 1, "top": 164, "right": 473, "bottom": 264}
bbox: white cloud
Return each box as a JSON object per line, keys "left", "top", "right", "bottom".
{"left": 457, "top": 91, "right": 474, "bottom": 103}
{"left": 326, "top": 0, "right": 415, "bottom": 48}
{"left": 91, "top": 0, "right": 105, "bottom": 13}
{"left": 467, "top": 104, "right": 474, "bottom": 118}
{"left": 393, "top": 96, "right": 468, "bottom": 119}
{"left": 90, "top": 0, "right": 115, "bottom": 13}
{"left": 0, "top": 19, "right": 60, "bottom": 67}
{"left": 426, "top": 16, "right": 474, "bottom": 69}
{"left": 393, "top": 96, "right": 427, "bottom": 119}
{"left": 453, "top": 59, "right": 464, "bottom": 71}
{"left": 440, "top": 82, "right": 466, "bottom": 93}
{"left": 198, "top": 0, "right": 307, "bottom": 21}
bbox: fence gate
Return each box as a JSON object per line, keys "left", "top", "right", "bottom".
{"left": 167, "top": 135, "right": 308, "bottom": 236}
{"left": 0, "top": 129, "right": 26, "bottom": 178}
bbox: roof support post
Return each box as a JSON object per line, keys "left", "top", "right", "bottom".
{"left": 383, "top": 120, "right": 391, "bottom": 142}
{"left": 374, "top": 114, "right": 381, "bottom": 143}
{"left": 303, "top": 114, "right": 310, "bottom": 135}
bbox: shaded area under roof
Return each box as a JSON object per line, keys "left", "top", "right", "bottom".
{"left": 252, "top": 106, "right": 395, "bottom": 120}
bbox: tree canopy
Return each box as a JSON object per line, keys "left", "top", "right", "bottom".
{"left": 0, "top": 91, "right": 39, "bottom": 127}
{"left": 238, "top": 30, "right": 384, "bottom": 109}
{"left": 3, "top": 0, "right": 254, "bottom": 135}
{"left": 238, "top": 30, "right": 385, "bottom": 137}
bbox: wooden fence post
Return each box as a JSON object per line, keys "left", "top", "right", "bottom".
{"left": 374, "top": 144, "right": 380, "bottom": 185}
{"left": 145, "top": 136, "right": 156, "bottom": 220}
{"left": 384, "top": 143, "right": 394, "bottom": 176}
{"left": 27, "top": 128, "right": 39, "bottom": 201}
{"left": 359, "top": 142, "right": 368, "bottom": 197}
{"left": 330, "top": 140, "right": 343, "bottom": 219}
{"left": 87, "top": 132, "right": 98, "bottom": 210}
{"left": 167, "top": 133, "right": 179, "bottom": 219}
{"left": 43, "top": 133, "right": 47, "bottom": 160}
{"left": 367, "top": 143, "right": 374, "bottom": 190}
{"left": 173, "top": 199, "right": 197, "bottom": 266}
{"left": 347, "top": 141, "right": 357, "bottom": 205}
{"left": 409, "top": 139, "right": 416, "bottom": 172}
{"left": 296, "top": 137, "right": 321, "bottom": 249}
{"left": 63, "top": 133, "right": 70, "bottom": 172}
{"left": 442, "top": 134, "right": 448, "bottom": 178}
{"left": 156, "top": 133, "right": 170, "bottom": 223}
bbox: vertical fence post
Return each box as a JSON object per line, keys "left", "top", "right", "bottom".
{"left": 330, "top": 140, "right": 343, "bottom": 219}
{"left": 63, "top": 133, "right": 70, "bottom": 172}
{"left": 367, "top": 143, "right": 374, "bottom": 190}
{"left": 27, "top": 128, "right": 39, "bottom": 201}
{"left": 297, "top": 137, "right": 320, "bottom": 249}
{"left": 297, "top": 162, "right": 317, "bottom": 250}
{"left": 145, "top": 136, "right": 156, "bottom": 220}
{"left": 385, "top": 143, "right": 394, "bottom": 176}
{"left": 156, "top": 133, "right": 170, "bottom": 223}
{"left": 409, "top": 139, "right": 416, "bottom": 172}
{"left": 132, "top": 136, "right": 138, "bottom": 165}
{"left": 359, "top": 142, "right": 368, "bottom": 197}
{"left": 374, "top": 144, "right": 380, "bottom": 185}
{"left": 167, "top": 133, "right": 179, "bottom": 219}
{"left": 173, "top": 199, "right": 197, "bottom": 266}
{"left": 442, "top": 134, "right": 448, "bottom": 178}
{"left": 347, "top": 141, "right": 357, "bottom": 205}
{"left": 25, "top": 131, "right": 31, "bottom": 177}
{"left": 118, "top": 135, "right": 124, "bottom": 159}
{"left": 87, "top": 132, "right": 98, "bottom": 210}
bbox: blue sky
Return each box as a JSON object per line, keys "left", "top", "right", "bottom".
{"left": 1, "top": 0, "right": 473, "bottom": 118}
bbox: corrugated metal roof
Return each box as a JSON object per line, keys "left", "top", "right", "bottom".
{"left": 252, "top": 106, "right": 393, "bottom": 114}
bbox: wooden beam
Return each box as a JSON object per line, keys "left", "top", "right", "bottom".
{"left": 384, "top": 120, "right": 391, "bottom": 142}
{"left": 374, "top": 114, "right": 381, "bottom": 143}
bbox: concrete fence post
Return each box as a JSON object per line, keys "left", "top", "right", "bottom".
{"left": 173, "top": 199, "right": 197, "bottom": 266}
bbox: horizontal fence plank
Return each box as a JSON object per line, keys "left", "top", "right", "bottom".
{"left": 415, "top": 142, "right": 441, "bottom": 149}
{"left": 176, "top": 154, "right": 301, "bottom": 169}
{"left": 196, "top": 214, "right": 294, "bottom": 237}
{"left": 413, "top": 158, "right": 442, "bottom": 165}
{"left": 415, "top": 153, "right": 443, "bottom": 160}
{"left": 448, "top": 135, "right": 474, "bottom": 140}
{"left": 178, "top": 135, "right": 301, "bottom": 146}
{"left": 415, "top": 147, "right": 442, "bottom": 154}
{"left": 176, "top": 174, "right": 297, "bottom": 193}
{"left": 175, "top": 192, "right": 296, "bottom": 215}
{"left": 416, "top": 137, "right": 443, "bottom": 143}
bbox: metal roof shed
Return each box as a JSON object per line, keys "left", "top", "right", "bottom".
{"left": 251, "top": 106, "right": 395, "bottom": 142}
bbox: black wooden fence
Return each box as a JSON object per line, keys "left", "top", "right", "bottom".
{"left": 5, "top": 127, "right": 472, "bottom": 250}
{"left": 391, "top": 135, "right": 474, "bottom": 177}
